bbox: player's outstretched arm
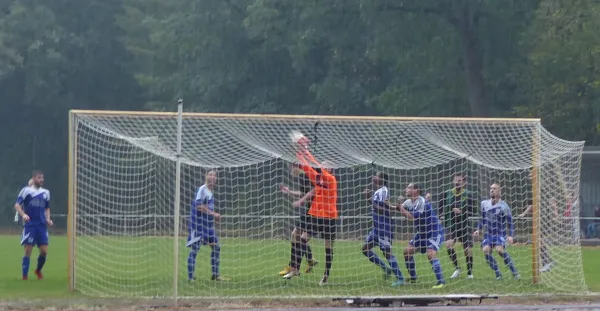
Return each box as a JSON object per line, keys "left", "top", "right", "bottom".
{"left": 293, "top": 189, "right": 315, "bottom": 207}
{"left": 280, "top": 184, "right": 304, "bottom": 198}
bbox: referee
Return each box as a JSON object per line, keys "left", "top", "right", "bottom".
{"left": 442, "top": 174, "right": 477, "bottom": 279}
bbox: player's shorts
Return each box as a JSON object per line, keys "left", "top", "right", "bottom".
{"left": 365, "top": 230, "right": 392, "bottom": 251}
{"left": 481, "top": 235, "right": 506, "bottom": 248}
{"left": 305, "top": 216, "right": 337, "bottom": 240}
{"left": 446, "top": 225, "right": 473, "bottom": 248}
{"left": 21, "top": 225, "right": 49, "bottom": 247}
{"left": 409, "top": 233, "right": 443, "bottom": 254}
{"left": 294, "top": 214, "right": 315, "bottom": 235}
{"left": 187, "top": 228, "right": 218, "bottom": 248}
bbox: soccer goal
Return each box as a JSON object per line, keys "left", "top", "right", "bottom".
{"left": 68, "top": 107, "right": 586, "bottom": 299}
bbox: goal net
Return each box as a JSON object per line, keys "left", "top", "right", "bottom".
{"left": 69, "top": 111, "right": 586, "bottom": 298}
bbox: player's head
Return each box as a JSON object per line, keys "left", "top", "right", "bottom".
{"left": 31, "top": 170, "right": 44, "bottom": 187}
{"left": 405, "top": 183, "right": 420, "bottom": 197}
{"left": 373, "top": 171, "right": 388, "bottom": 186}
{"left": 453, "top": 174, "right": 466, "bottom": 189}
{"left": 490, "top": 183, "right": 501, "bottom": 199}
{"left": 425, "top": 192, "right": 432, "bottom": 202}
{"left": 205, "top": 170, "right": 217, "bottom": 186}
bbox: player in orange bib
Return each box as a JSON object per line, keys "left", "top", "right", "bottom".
{"left": 283, "top": 149, "right": 338, "bottom": 286}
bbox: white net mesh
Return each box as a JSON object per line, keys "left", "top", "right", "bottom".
{"left": 70, "top": 112, "right": 586, "bottom": 298}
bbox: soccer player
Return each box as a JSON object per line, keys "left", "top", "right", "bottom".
{"left": 284, "top": 152, "right": 338, "bottom": 286}
{"left": 519, "top": 199, "right": 555, "bottom": 272}
{"left": 15, "top": 170, "right": 52, "bottom": 280}
{"left": 442, "top": 174, "right": 476, "bottom": 279}
{"left": 397, "top": 183, "right": 446, "bottom": 289}
{"left": 362, "top": 172, "right": 404, "bottom": 287}
{"left": 278, "top": 164, "right": 318, "bottom": 276}
{"left": 474, "top": 183, "right": 520, "bottom": 280}
{"left": 186, "top": 170, "right": 228, "bottom": 281}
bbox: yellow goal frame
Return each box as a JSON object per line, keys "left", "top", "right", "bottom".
{"left": 67, "top": 110, "right": 542, "bottom": 291}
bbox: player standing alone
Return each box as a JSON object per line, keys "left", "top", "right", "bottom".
{"left": 278, "top": 164, "right": 318, "bottom": 276}
{"left": 362, "top": 172, "right": 404, "bottom": 287}
{"left": 442, "top": 174, "right": 476, "bottom": 279}
{"left": 15, "top": 170, "right": 52, "bottom": 280}
{"left": 187, "top": 170, "right": 228, "bottom": 281}
{"left": 474, "top": 183, "right": 520, "bottom": 280}
{"left": 285, "top": 151, "right": 338, "bottom": 286}
{"left": 397, "top": 183, "right": 446, "bottom": 289}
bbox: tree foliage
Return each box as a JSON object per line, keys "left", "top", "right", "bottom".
{"left": 0, "top": 0, "right": 598, "bottom": 222}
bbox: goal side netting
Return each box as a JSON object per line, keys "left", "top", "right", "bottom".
{"left": 69, "top": 112, "right": 586, "bottom": 298}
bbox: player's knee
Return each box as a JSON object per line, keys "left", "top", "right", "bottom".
{"left": 445, "top": 240, "right": 454, "bottom": 249}
{"left": 482, "top": 246, "right": 491, "bottom": 254}
{"left": 465, "top": 247, "right": 473, "bottom": 256}
{"left": 403, "top": 247, "right": 411, "bottom": 256}
{"left": 426, "top": 250, "right": 437, "bottom": 261}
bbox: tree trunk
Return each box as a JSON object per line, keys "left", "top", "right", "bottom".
{"left": 453, "top": 9, "right": 488, "bottom": 117}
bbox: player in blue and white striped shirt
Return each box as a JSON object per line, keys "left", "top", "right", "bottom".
{"left": 397, "top": 183, "right": 446, "bottom": 289}
{"left": 362, "top": 172, "right": 404, "bottom": 287}
{"left": 186, "top": 171, "right": 228, "bottom": 281}
{"left": 474, "top": 183, "right": 520, "bottom": 280}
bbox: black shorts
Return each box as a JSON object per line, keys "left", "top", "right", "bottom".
{"left": 304, "top": 216, "right": 337, "bottom": 240}
{"left": 295, "top": 214, "right": 313, "bottom": 235}
{"left": 446, "top": 226, "right": 473, "bottom": 248}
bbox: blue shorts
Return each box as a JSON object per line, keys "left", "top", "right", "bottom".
{"left": 187, "top": 228, "right": 218, "bottom": 249}
{"left": 21, "top": 226, "right": 49, "bottom": 247}
{"left": 365, "top": 230, "right": 393, "bottom": 251}
{"left": 481, "top": 235, "right": 506, "bottom": 248}
{"left": 409, "top": 233, "right": 443, "bottom": 254}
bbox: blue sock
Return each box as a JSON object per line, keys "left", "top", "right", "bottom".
{"left": 485, "top": 253, "right": 501, "bottom": 278}
{"left": 187, "top": 248, "right": 199, "bottom": 280}
{"left": 502, "top": 252, "right": 518, "bottom": 276}
{"left": 363, "top": 250, "right": 388, "bottom": 272}
{"left": 36, "top": 255, "right": 46, "bottom": 272}
{"left": 211, "top": 244, "right": 221, "bottom": 276}
{"left": 430, "top": 258, "right": 444, "bottom": 283}
{"left": 22, "top": 256, "right": 30, "bottom": 278}
{"left": 387, "top": 255, "right": 404, "bottom": 281}
{"left": 404, "top": 256, "right": 417, "bottom": 280}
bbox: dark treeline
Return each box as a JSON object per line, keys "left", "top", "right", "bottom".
{"left": 1, "top": 0, "right": 599, "bottom": 222}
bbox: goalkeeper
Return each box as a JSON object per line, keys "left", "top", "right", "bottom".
{"left": 278, "top": 164, "right": 318, "bottom": 276}
{"left": 442, "top": 174, "right": 477, "bottom": 279}
{"left": 284, "top": 150, "right": 338, "bottom": 286}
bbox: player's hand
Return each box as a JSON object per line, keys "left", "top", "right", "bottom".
{"left": 473, "top": 230, "right": 479, "bottom": 237}
{"left": 292, "top": 200, "right": 303, "bottom": 208}
{"left": 453, "top": 207, "right": 462, "bottom": 215}
{"left": 213, "top": 213, "right": 221, "bottom": 221}
{"left": 22, "top": 214, "right": 30, "bottom": 222}
{"left": 507, "top": 236, "right": 514, "bottom": 244}
{"left": 47, "top": 219, "right": 53, "bottom": 226}
{"left": 279, "top": 184, "right": 289, "bottom": 194}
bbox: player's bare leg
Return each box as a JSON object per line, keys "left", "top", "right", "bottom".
{"left": 539, "top": 239, "right": 555, "bottom": 272}
{"left": 283, "top": 229, "right": 302, "bottom": 279}
{"left": 302, "top": 231, "right": 317, "bottom": 273}
{"left": 403, "top": 245, "right": 417, "bottom": 283}
{"left": 320, "top": 239, "right": 333, "bottom": 286}
{"left": 35, "top": 245, "right": 48, "bottom": 280}
{"left": 446, "top": 239, "right": 461, "bottom": 279}
{"left": 496, "top": 245, "right": 519, "bottom": 280}
{"left": 483, "top": 245, "right": 501, "bottom": 279}
{"left": 426, "top": 249, "right": 445, "bottom": 288}
{"left": 22, "top": 245, "right": 34, "bottom": 280}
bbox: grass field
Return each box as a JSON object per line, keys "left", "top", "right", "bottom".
{"left": 0, "top": 235, "right": 599, "bottom": 300}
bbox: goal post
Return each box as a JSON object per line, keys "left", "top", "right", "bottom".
{"left": 68, "top": 110, "right": 586, "bottom": 298}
